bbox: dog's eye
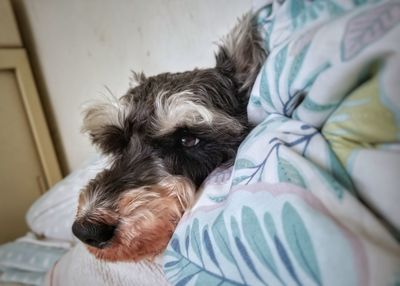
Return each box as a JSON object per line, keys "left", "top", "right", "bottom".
{"left": 180, "top": 135, "right": 200, "bottom": 147}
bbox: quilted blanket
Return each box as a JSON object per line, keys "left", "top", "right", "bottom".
{"left": 163, "top": 1, "right": 400, "bottom": 285}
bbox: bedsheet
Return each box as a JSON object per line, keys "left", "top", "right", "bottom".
{"left": 0, "top": 234, "right": 69, "bottom": 286}
{"left": 44, "top": 244, "right": 169, "bottom": 286}
{"left": 163, "top": 1, "right": 400, "bottom": 285}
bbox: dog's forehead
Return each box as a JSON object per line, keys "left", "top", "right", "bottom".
{"left": 123, "top": 70, "right": 222, "bottom": 136}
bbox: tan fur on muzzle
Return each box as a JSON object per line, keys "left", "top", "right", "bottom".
{"left": 79, "top": 176, "right": 195, "bottom": 261}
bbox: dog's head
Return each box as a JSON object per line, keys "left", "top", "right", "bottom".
{"left": 72, "top": 13, "right": 265, "bottom": 261}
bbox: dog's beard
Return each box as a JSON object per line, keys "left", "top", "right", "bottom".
{"left": 76, "top": 175, "right": 194, "bottom": 261}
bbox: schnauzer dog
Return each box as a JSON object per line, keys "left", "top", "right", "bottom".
{"left": 72, "top": 12, "right": 266, "bottom": 261}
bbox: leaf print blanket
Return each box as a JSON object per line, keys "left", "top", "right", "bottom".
{"left": 163, "top": 0, "right": 400, "bottom": 285}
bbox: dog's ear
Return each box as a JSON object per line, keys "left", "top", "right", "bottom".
{"left": 215, "top": 13, "right": 266, "bottom": 94}
{"left": 82, "top": 99, "right": 130, "bottom": 155}
{"left": 129, "top": 71, "right": 146, "bottom": 88}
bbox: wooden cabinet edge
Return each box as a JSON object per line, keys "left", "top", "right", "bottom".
{"left": 0, "top": 48, "right": 62, "bottom": 188}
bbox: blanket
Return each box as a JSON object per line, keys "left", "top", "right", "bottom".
{"left": 163, "top": 0, "right": 400, "bottom": 285}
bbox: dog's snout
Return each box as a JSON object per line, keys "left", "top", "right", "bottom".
{"left": 72, "top": 220, "right": 116, "bottom": 248}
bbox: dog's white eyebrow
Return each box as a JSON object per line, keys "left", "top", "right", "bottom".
{"left": 152, "top": 90, "right": 244, "bottom": 136}
{"left": 153, "top": 90, "right": 214, "bottom": 134}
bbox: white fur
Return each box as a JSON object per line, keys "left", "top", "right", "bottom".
{"left": 81, "top": 97, "right": 129, "bottom": 136}
{"left": 77, "top": 187, "right": 108, "bottom": 219}
{"left": 154, "top": 90, "right": 214, "bottom": 134}
{"left": 154, "top": 90, "right": 244, "bottom": 135}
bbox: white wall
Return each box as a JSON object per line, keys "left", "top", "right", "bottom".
{"left": 16, "top": 0, "right": 252, "bottom": 172}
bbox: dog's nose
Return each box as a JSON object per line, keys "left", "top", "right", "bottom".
{"left": 72, "top": 220, "right": 116, "bottom": 248}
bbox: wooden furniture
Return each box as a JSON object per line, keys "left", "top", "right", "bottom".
{"left": 0, "top": 0, "right": 62, "bottom": 244}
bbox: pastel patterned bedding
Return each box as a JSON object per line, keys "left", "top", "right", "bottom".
{"left": 163, "top": 1, "right": 400, "bottom": 285}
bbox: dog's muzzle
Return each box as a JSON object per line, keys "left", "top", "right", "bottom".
{"left": 73, "top": 174, "right": 195, "bottom": 261}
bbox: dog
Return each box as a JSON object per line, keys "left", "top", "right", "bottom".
{"left": 72, "top": 12, "right": 266, "bottom": 261}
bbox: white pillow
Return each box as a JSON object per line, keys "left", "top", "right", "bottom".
{"left": 26, "top": 155, "right": 108, "bottom": 242}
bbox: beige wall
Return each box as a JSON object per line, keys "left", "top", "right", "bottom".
{"left": 13, "top": 0, "right": 252, "bottom": 172}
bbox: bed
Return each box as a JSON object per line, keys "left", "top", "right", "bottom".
{"left": 1, "top": 0, "right": 399, "bottom": 285}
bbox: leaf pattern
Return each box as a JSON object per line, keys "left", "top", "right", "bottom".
{"left": 232, "top": 175, "right": 251, "bottom": 186}
{"left": 290, "top": 0, "right": 344, "bottom": 29}
{"left": 290, "top": 0, "right": 306, "bottom": 26}
{"left": 234, "top": 237, "right": 265, "bottom": 284}
{"left": 342, "top": 2, "right": 400, "bottom": 60}
{"left": 301, "top": 96, "right": 337, "bottom": 112}
{"left": 274, "top": 235, "right": 303, "bottom": 286}
{"left": 277, "top": 158, "right": 307, "bottom": 188}
{"left": 242, "top": 207, "right": 281, "bottom": 281}
{"left": 274, "top": 45, "right": 289, "bottom": 105}
{"left": 203, "top": 227, "right": 220, "bottom": 270}
{"left": 230, "top": 217, "right": 241, "bottom": 240}
{"left": 314, "top": 167, "right": 345, "bottom": 199}
{"left": 165, "top": 201, "right": 336, "bottom": 286}
{"left": 185, "top": 226, "right": 190, "bottom": 256}
{"left": 235, "top": 159, "right": 256, "bottom": 170}
{"left": 288, "top": 43, "right": 311, "bottom": 88}
{"left": 211, "top": 213, "right": 235, "bottom": 265}
{"left": 165, "top": 203, "right": 328, "bottom": 285}
{"left": 327, "top": 146, "right": 355, "bottom": 194}
{"left": 191, "top": 219, "right": 203, "bottom": 264}
{"left": 283, "top": 41, "right": 312, "bottom": 116}
{"left": 264, "top": 212, "right": 277, "bottom": 238}
{"left": 207, "top": 194, "right": 228, "bottom": 203}
{"left": 259, "top": 64, "right": 274, "bottom": 109}
{"left": 282, "top": 203, "right": 322, "bottom": 286}
{"left": 170, "top": 237, "right": 181, "bottom": 254}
